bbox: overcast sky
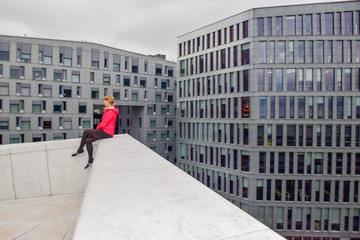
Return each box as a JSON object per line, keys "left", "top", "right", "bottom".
{"left": 0, "top": 0, "right": 348, "bottom": 62}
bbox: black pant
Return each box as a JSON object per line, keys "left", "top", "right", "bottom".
{"left": 78, "top": 129, "right": 112, "bottom": 163}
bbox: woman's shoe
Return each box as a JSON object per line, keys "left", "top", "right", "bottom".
{"left": 84, "top": 163, "right": 92, "bottom": 169}
{"left": 72, "top": 150, "right": 84, "bottom": 157}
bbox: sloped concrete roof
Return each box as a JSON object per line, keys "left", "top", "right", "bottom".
{"left": 73, "top": 135, "right": 284, "bottom": 240}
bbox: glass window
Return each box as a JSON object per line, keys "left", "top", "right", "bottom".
{"left": 345, "top": 11, "right": 353, "bottom": 35}
{"left": 286, "top": 16, "right": 295, "bottom": 35}
{"left": 317, "top": 41, "right": 324, "bottom": 63}
{"left": 325, "top": 13, "right": 334, "bottom": 35}
{"left": 276, "top": 16, "right": 283, "bottom": 36}
{"left": 276, "top": 69, "right": 283, "bottom": 91}
{"left": 309, "top": 96, "right": 314, "bottom": 118}
{"left": 288, "top": 41, "right": 294, "bottom": 63}
{"left": 356, "top": 97, "right": 360, "bottom": 119}
{"left": 64, "top": 58, "right": 72, "bottom": 67}
{"left": 279, "top": 96, "right": 286, "bottom": 118}
{"left": 113, "top": 63, "right": 120, "bottom": 72}
{"left": 297, "top": 15, "right": 303, "bottom": 35}
{"left": 140, "top": 78, "right": 146, "bottom": 88}
{"left": 10, "top": 103, "right": 19, "bottom": 113}
{"left": 72, "top": 73, "right": 80, "bottom": 83}
{"left": 345, "top": 125, "right": 351, "bottom": 147}
{"left": 305, "top": 14, "right": 312, "bottom": 35}
{"left": 21, "top": 120, "right": 30, "bottom": 130}
{"left": 10, "top": 66, "right": 21, "bottom": 79}
{"left": 259, "top": 42, "right": 266, "bottom": 63}
{"left": 267, "top": 17, "right": 272, "bottom": 36}
{"left": 267, "top": 69, "right": 273, "bottom": 91}
{"left": 307, "top": 41, "right": 313, "bottom": 63}
{"left": 257, "top": 125, "right": 264, "bottom": 146}
{"left": 242, "top": 21, "right": 248, "bottom": 38}
{"left": 287, "top": 69, "right": 296, "bottom": 91}
{"left": 287, "top": 125, "right": 296, "bottom": 146}
{"left": 241, "top": 43, "right": 250, "bottom": 65}
{"left": 91, "top": 90, "right": 99, "bottom": 99}
{"left": 316, "top": 13, "right": 321, "bottom": 35}
{"left": 336, "top": 12, "right": 342, "bottom": 35}
{"left": 269, "top": 41, "right": 275, "bottom": 63}
{"left": 257, "top": 18, "right": 264, "bottom": 36}
{"left": 276, "top": 125, "right": 283, "bottom": 146}
{"left": 318, "top": 97, "right": 324, "bottom": 118}
{"left": 337, "top": 96, "right": 343, "bottom": 119}
{"left": 298, "top": 96, "right": 305, "bottom": 118}
{"left": 260, "top": 96, "right": 267, "bottom": 118}
{"left": 325, "top": 125, "right": 332, "bottom": 146}
{"left": 257, "top": 69, "right": 265, "bottom": 91}
{"left": 32, "top": 104, "right": 41, "bottom": 113}
{"left": 306, "top": 69, "right": 313, "bottom": 91}
{"left": 316, "top": 69, "right": 322, "bottom": 91}
{"left": 356, "top": 41, "right": 360, "bottom": 63}
{"left": 298, "top": 153, "right": 304, "bottom": 174}
{"left": 0, "top": 49, "right": 10, "bottom": 61}
{"left": 326, "top": 40, "right": 333, "bottom": 63}
{"left": 336, "top": 40, "right": 343, "bottom": 63}
{"left": 278, "top": 41, "right": 285, "bottom": 63}
{"left": 297, "top": 41, "right": 305, "bottom": 63}
{"left": 241, "top": 151, "right": 250, "bottom": 172}
{"left": 290, "top": 96, "right": 295, "bottom": 119}
{"left": 325, "top": 68, "right": 334, "bottom": 91}
{"left": 331, "top": 208, "right": 340, "bottom": 231}
{"left": 344, "top": 68, "right": 352, "bottom": 91}
{"left": 124, "top": 77, "right": 130, "bottom": 86}
{"left": 270, "top": 96, "right": 275, "bottom": 118}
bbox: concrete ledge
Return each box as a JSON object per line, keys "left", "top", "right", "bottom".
{"left": 73, "top": 134, "right": 284, "bottom": 240}
{"left": 0, "top": 139, "right": 96, "bottom": 200}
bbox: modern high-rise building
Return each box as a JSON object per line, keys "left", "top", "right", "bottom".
{"left": 0, "top": 35, "right": 177, "bottom": 163}
{"left": 177, "top": 1, "right": 360, "bottom": 239}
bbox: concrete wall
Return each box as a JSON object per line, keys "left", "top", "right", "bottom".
{"left": 0, "top": 138, "right": 95, "bottom": 200}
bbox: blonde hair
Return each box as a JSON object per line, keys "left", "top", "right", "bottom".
{"left": 104, "top": 95, "right": 115, "bottom": 106}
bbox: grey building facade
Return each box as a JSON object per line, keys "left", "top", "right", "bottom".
{"left": 177, "top": 1, "right": 360, "bottom": 239}
{"left": 0, "top": 35, "right": 177, "bottom": 163}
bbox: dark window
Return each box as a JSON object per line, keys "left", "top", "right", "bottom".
{"left": 0, "top": 51, "right": 9, "bottom": 61}
{"left": 276, "top": 125, "right": 283, "bottom": 146}
{"left": 241, "top": 44, "right": 250, "bottom": 65}
{"left": 241, "top": 152, "right": 249, "bottom": 172}
{"left": 156, "top": 67, "right": 162, "bottom": 75}
{"left": 79, "top": 105, "right": 86, "bottom": 113}
{"left": 287, "top": 125, "right": 296, "bottom": 146}
{"left": 242, "top": 21, "right": 248, "bottom": 38}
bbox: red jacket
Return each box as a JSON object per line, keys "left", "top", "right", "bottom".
{"left": 96, "top": 107, "right": 119, "bottom": 136}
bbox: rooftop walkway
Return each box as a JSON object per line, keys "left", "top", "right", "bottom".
{"left": 0, "top": 135, "right": 284, "bottom": 240}
{"left": 0, "top": 193, "right": 82, "bottom": 240}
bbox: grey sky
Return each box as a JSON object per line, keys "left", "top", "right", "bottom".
{"left": 0, "top": 0, "right": 347, "bottom": 62}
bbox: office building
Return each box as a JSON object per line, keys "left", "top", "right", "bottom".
{"left": 0, "top": 35, "right": 177, "bottom": 163}
{"left": 177, "top": 1, "right": 360, "bottom": 239}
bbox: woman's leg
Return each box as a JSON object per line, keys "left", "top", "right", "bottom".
{"left": 77, "top": 129, "right": 100, "bottom": 153}
{"left": 84, "top": 130, "right": 112, "bottom": 165}
{"left": 84, "top": 136, "right": 99, "bottom": 163}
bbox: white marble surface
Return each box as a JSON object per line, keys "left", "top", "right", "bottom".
{"left": 73, "top": 134, "right": 284, "bottom": 240}
{"left": 0, "top": 139, "right": 93, "bottom": 200}
{"left": 0, "top": 154, "right": 15, "bottom": 200}
{"left": 11, "top": 149, "right": 51, "bottom": 199}
{"left": 0, "top": 193, "right": 83, "bottom": 240}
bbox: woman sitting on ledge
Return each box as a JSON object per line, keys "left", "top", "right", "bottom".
{"left": 72, "top": 95, "right": 119, "bottom": 169}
